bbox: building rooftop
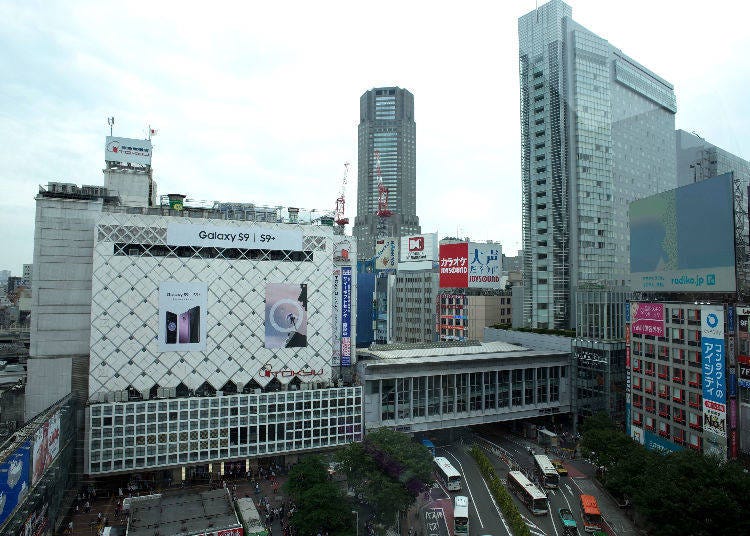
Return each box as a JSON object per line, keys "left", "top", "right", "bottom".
{"left": 126, "top": 488, "right": 241, "bottom": 536}
{"left": 361, "top": 340, "right": 528, "bottom": 360}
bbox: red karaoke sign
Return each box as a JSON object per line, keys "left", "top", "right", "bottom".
{"left": 439, "top": 243, "right": 469, "bottom": 288}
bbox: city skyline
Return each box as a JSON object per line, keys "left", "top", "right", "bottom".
{"left": 1, "top": 0, "right": 749, "bottom": 272}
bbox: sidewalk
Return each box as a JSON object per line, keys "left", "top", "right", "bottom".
{"left": 58, "top": 469, "right": 290, "bottom": 536}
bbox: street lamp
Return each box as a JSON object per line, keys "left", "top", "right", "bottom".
{"left": 352, "top": 510, "right": 359, "bottom": 536}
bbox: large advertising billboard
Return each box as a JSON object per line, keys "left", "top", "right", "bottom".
{"left": 265, "top": 283, "right": 308, "bottom": 348}
{"left": 167, "top": 223, "right": 303, "bottom": 251}
{"left": 341, "top": 267, "right": 352, "bottom": 366}
{"left": 0, "top": 440, "right": 30, "bottom": 527}
{"left": 630, "top": 302, "right": 665, "bottom": 337}
{"left": 32, "top": 411, "right": 60, "bottom": 486}
{"left": 439, "top": 242, "right": 502, "bottom": 288}
{"left": 701, "top": 305, "right": 727, "bottom": 459}
{"left": 400, "top": 233, "right": 437, "bottom": 263}
{"left": 159, "top": 282, "right": 208, "bottom": 352}
{"left": 105, "top": 136, "right": 152, "bottom": 167}
{"left": 374, "top": 238, "right": 398, "bottom": 270}
{"left": 630, "top": 173, "right": 736, "bottom": 292}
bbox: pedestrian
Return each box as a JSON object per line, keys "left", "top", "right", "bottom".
{"left": 85, "top": 500, "right": 91, "bottom": 513}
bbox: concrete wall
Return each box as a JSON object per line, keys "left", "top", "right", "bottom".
{"left": 30, "top": 197, "right": 101, "bottom": 357}
{"left": 25, "top": 356, "right": 72, "bottom": 421}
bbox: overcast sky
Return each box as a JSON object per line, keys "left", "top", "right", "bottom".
{"left": 1, "top": 0, "right": 749, "bottom": 274}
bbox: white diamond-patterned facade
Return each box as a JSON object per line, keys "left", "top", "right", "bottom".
{"left": 89, "top": 213, "right": 337, "bottom": 400}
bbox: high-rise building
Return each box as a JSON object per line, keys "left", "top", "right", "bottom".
{"left": 353, "top": 87, "right": 420, "bottom": 260}
{"left": 519, "top": 0, "right": 677, "bottom": 330}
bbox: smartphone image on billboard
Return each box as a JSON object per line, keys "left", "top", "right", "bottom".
{"left": 166, "top": 311, "right": 178, "bottom": 344}
{"left": 188, "top": 306, "right": 201, "bottom": 343}
{"left": 178, "top": 311, "right": 191, "bottom": 343}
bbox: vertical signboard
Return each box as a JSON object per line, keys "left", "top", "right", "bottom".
{"left": 630, "top": 302, "right": 665, "bottom": 337}
{"left": 0, "top": 440, "right": 31, "bottom": 526}
{"left": 625, "top": 323, "right": 632, "bottom": 436}
{"left": 341, "top": 267, "right": 352, "bottom": 366}
{"left": 701, "top": 305, "right": 727, "bottom": 459}
{"left": 331, "top": 269, "right": 342, "bottom": 366}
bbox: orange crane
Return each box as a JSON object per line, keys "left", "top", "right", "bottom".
{"left": 335, "top": 162, "right": 351, "bottom": 229}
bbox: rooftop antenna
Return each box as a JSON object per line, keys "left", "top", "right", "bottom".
{"left": 107, "top": 116, "right": 115, "bottom": 136}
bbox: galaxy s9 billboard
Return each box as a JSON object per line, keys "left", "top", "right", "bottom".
{"left": 159, "top": 282, "right": 208, "bottom": 352}
{"left": 630, "top": 173, "right": 736, "bottom": 292}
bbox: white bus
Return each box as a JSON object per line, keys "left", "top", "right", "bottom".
{"left": 434, "top": 456, "right": 462, "bottom": 491}
{"left": 533, "top": 454, "right": 559, "bottom": 489}
{"left": 507, "top": 470, "right": 548, "bottom": 516}
{"left": 453, "top": 495, "right": 469, "bottom": 535}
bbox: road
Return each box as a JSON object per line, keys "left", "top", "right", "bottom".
{"left": 426, "top": 430, "right": 605, "bottom": 536}
{"left": 475, "top": 433, "right": 584, "bottom": 536}
{"left": 437, "top": 441, "right": 511, "bottom": 536}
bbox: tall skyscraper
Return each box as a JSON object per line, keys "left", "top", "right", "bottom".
{"left": 353, "top": 87, "right": 420, "bottom": 260}
{"left": 519, "top": 0, "right": 677, "bottom": 330}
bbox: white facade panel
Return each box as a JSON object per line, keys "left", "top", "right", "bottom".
{"left": 89, "top": 213, "right": 336, "bottom": 398}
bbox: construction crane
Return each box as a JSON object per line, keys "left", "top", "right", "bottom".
{"left": 375, "top": 150, "right": 393, "bottom": 238}
{"left": 335, "top": 162, "right": 350, "bottom": 231}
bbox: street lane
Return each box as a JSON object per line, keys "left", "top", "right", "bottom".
{"left": 431, "top": 441, "right": 511, "bottom": 536}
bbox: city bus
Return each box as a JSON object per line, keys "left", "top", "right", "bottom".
{"left": 434, "top": 456, "right": 462, "bottom": 491}
{"left": 453, "top": 495, "right": 469, "bottom": 535}
{"left": 507, "top": 470, "right": 548, "bottom": 515}
{"left": 533, "top": 454, "right": 559, "bottom": 489}
{"left": 579, "top": 494, "right": 603, "bottom": 533}
{"left": 421, "top": 438, "right": 436, "bottom": 457}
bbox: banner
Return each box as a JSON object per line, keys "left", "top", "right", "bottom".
{"left": 630, "top": 302, "right": 665, "bottom": 337}
{"left": 21, "top": 502, "right": 48, "bottom": 536}
{"left": 331, "top": 269, "right": 341, "bottom": 366}
{"left": 159, "top": 282, "right": 208, "bottom": 352}
{"left": 32, "top": 412, "right": 60, "bottom": 486}
{"left": 341, "top": 267, "right": 352, "bottom": 366}
{"left": 0, "top": 440, "right": 30, "bottom": 526}
{"left": 701, "top": 305, "right": 727, "bottom": 458}
{"left": 374, "top": 238, "right": 398, "bottom": 270}
{"left": 265, "top": 284, "right": 308, "bottom": 349}
{"left": 167, "top": 223, "right": 302, "bottom": 251}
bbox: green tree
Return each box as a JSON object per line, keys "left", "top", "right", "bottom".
{"left": 336, "top": 428, "right": 434, "bottom": 524}
{"left": 284, "top": 456, "right": 354, "bottom": 536}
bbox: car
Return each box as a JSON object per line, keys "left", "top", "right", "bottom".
{"left": 558, "top": 507, "right": 577, "bottom": 534}
{"left": 552, "top": 459, "right": 568, "bottom": 476}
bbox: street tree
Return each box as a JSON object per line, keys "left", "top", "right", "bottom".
{"left": 284, "top": 455, "right": 354, "bottom": 536}
{"left": 336, "top": 428, "right": 434, "bottom": 524}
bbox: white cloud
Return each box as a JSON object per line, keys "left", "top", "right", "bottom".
{"left": 1, "top": 0, "right": 749, "bottom": 274}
